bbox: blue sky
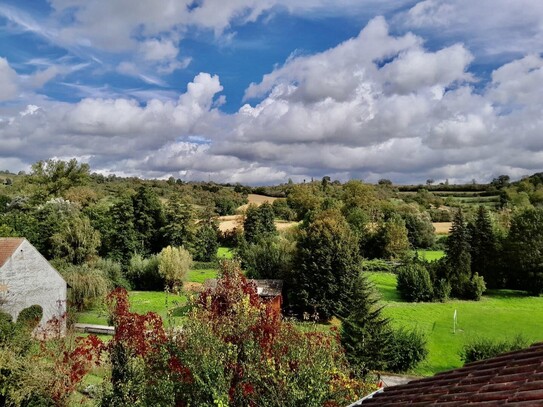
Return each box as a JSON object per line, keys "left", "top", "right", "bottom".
{"left": 1, "top": 0, "right": 543, "bottom": 184}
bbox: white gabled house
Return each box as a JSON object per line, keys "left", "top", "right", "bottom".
{"left": 0, "top": 237, "right": 67, "bottom": 333}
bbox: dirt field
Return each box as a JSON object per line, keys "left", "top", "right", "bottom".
{"left": 433, "top": 222, "right": 452, "bottom": 234}
{"left": 236, "top": 194, "right": 280, "bottom": 212}
{"left": 218, "top": 215, "right": 243, "bottom": 232}
{"left": 218, "top": 215, "right": 299, "bottom": 233}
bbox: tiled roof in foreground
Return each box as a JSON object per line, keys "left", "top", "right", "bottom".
{"left": 358, "top": 342, "right": 543, "bottom": 406}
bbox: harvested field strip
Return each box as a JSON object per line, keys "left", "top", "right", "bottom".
{"left": 433, "top": 222, "right": 452, "bottom": 234}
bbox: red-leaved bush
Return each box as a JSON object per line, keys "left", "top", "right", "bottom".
{"left": 39, "top": 260, "right": 374, "bottom": 406}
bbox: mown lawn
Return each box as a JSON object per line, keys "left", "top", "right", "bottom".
{"left": 414, "top": 249, "right": 445, "bottom": 262}
{"left": 367, "top": 272, "right": 543, "bottom": 376}
{"left": 186, "top": 268, "right": 218, "bottom": 283}
{"left": 76, "top": 263, "right": 221, "bottom": 326}
{"left": 76, "top": 290, "right": 188, "bottom": 326}
{"left": 217, "top": 246, "right": 234, "bottom": 259}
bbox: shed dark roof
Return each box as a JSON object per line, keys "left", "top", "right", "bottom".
{"left": 204, "top": 279, "right": 283, "bottom": 297}
{"left": 0, "top": 238, "right": 24, "bottom": 268}
{"left": 357, "top": 342, "right": 543, "bottom": 406}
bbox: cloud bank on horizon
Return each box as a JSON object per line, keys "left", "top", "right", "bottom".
{"left": 0, "top": 0, "right": 542, "bottom": 185}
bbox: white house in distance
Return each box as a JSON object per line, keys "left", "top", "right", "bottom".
{"left": 0, "top": 237, "right": 67, "bottom": 332}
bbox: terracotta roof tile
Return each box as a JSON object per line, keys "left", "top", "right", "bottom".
{"left": 357, "top": 342, "right": 543, "bottom": 406}
{"left": 0, "top": 238, "right": 24, "bottom": 268}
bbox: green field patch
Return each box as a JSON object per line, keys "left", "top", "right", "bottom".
{"left": 187, "top": 268, "right": 218, "bottom": 283}
{"left": 76, "top": 290, "right": 188, "bottom": 327}
{"left": 217, "top": 246, "right": 234, "bottom": 259}
{"left": 414, "top": 250, "right": 445, "bottom": 262}
{"left": 367, "top": 272, "right": 543, "bottom": 376}
{"left": 76, "top": 262, "right": 221, "bottom": 326}
{"left": 366, "top": 271, "right": 401, "bottom": 302}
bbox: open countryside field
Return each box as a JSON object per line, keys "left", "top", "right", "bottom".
{"left": 368, "top": 272, "right": 543, "bottom": 376}
{"left": 218, "top": 194, "right": 299, "bottom": 232}
{"left": 433, "top": 222, "right": 452, "bottom": 234}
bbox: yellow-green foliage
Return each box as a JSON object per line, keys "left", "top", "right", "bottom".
{"left": 158, "top": 245, "right": 193, "bottom": 290}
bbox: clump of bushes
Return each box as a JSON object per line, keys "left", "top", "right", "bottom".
{"left": 460, "top": 273, "right": 486, "bottom": 301}
{"left": 460, "top": 335, "right": 528, "bottom": 364}
{"left": 61, "top": 264, "right": 111, "bottom": 311}
{"left": 397, "top": 263, "right": 434, "bottom": 302}
{"left": 397, "top": 259, "right": 485, "bottom": 302}
{"left": 387, "top": 328, "right": 428, "bottom": 373}
{"left": 126, "top": 253, "right": 163, "bottom": 290}
{"left": 16, "top": 305, "right": 43, "bottom": 331}
{"left": 362, "top": 259, "right": 396, "bottom": 273}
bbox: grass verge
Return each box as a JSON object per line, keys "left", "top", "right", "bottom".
{"left": 367, "top": 272, "right": 543, "bottom": 376}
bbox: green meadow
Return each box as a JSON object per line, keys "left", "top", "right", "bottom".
{"left": 368, "top": 272, "right": 543, "bottom": 376}
{"left": 414, "top": 249, "right": 445, "bottom": 262}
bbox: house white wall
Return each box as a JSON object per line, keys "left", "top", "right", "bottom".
{"left": 0, "top": 239, "right": 67, "bottom": 332}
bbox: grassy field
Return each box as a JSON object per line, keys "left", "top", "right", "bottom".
{"left": 76, "top": 258, "right": 224, "bottom": 326}
{"left": 217, "top": 246, "right": 234, "bottom": 259}
{"left": 76, "top": 290, "right": 188, "bottom": 326}
{"left": 367, "top": 272, "right": 543, "bottom": 376}
{"left": 414, "top": 250, "right": 445, "bottom": 262}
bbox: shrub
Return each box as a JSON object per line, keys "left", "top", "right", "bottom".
{"left": 158, "top": 246, "right": 192, "bottom": 291}
{"left": 397, "top": 263, "right": 434, "bottom": 302}
{"left": 460, "top": 273, "right": 486, "bottom": 301}
{"left": 0, "top": 311, "right": 15, "bottom": 344}
{"left": 95, "top": 257, "right": 131, "bottom": 290}
{"left": 362, "top": 259, "right": 395, "bottom": 273}
{"left": 432, "top": 278, "right": 452, "bottom": 302}
{"left": 126, "top": 253, "right": 163, "bottom": 290}
{"left": 61, "top": 264, "right": 111, "bottom": 311}
{"left": 191, "top": 261, "right": 217, "bottom": 270}
{"left": 460, "top": 335, "right": 528, "bottom": 364}
{"left": 387, "top": 328, "right": 428, "bottom": 373}
{"left": 16, "top": 305, "right": 43, "bottom": 330}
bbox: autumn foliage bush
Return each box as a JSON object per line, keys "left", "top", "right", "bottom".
{"left": 98, "top": 260, "right": 374, "bottom": 406}
{"left": 2, "top": 261, "right": 374, "bottom": 406}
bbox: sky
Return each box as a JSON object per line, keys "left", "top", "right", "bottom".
{"left": 1, "top": 1, "right": 543, "bottom": 185}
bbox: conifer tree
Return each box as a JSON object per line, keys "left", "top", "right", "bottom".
{"left": 132, "top": 186, "right": 165, "bottom": 254}
{"left": 443, "top": 209, "right": 472, "bottom": 297}
{"left": 341, "top": 273, "right": 393, "bottom": 377}
{"left": 469, "top": 206, "right": 498, "bottom": 287}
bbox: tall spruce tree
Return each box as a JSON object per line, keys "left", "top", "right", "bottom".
{"left": 444, "top": 209, "right": 472, "bottom": 297}
{"left": 341, "top": 273, "right": 393, "bottom": 377}
{"left": 469, "top": 206, "right": 499, "bottom": 287}
{"left": 107, "top": 195, "right": 139, "bottom": 265}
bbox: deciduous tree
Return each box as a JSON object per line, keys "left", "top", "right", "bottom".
{"left": 158, "top": 246, "right": 192, "bottom": 290}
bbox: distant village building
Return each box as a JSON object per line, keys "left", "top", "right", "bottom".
{"left": 0, "top": 238, "right": 67, "bottom": 333}
{"left": 204, "top": 278, "right": 284, "bottom": 315}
